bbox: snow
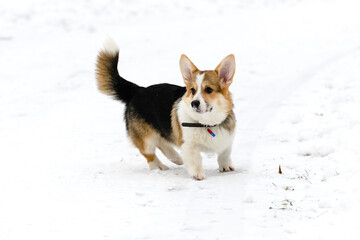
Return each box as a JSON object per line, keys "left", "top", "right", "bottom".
{"left": 1, "top": 0, "right": 360, "bottom": 239}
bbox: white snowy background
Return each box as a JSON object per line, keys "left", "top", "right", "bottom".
{"left": 1, "top": 0, "right": 360, "bottom": 239}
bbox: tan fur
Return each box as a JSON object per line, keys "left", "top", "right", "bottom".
{"left": 96, "top": 51, "right": 116, "bottom": 96}
{"left": 202, "top": 71, "right": 222, "bottom": 92}
{"left": 143, "top": 153, "right": 156, "bottom": 163}
{"left": 127, "top": 116, "right": 158, "bottom": 162}
{"left": 182, "top": 87, "right": 194, "bottom": 107}
{"left": 202, "top": 71, "right": 233, "bottom": 115}
{"left": 219, "top": 111, "right": 236, "bottom": 133}
{"left": 222, "top": 89, "right": 233, "bottom": 115}
{"left": 171, "top": 98, "right": 184, "bottom": 146}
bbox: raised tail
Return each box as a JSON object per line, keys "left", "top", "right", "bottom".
{"left": 96, "top": 39, "right": 143, "bottom": 103}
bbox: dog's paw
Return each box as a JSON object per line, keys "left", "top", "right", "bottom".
{"left": 219, "top": 164, "right": 235, "bottom": 172}
{"left": 188, "top": 168, "right": 206, "bottom": 180}
{"left": 193, "top": 172, "right": 206, "bottom": 180}
{"left": 158, "top": 163, "right": 170, "bottom": 170}
{"left": 171, "top": 156, "right": 183, "bottom": 165}
{"left": 149, "top": 161, "right": 169, "bottom": 170}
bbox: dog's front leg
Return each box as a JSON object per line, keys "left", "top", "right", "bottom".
{"left": 181, "top": 143, "right": 205, "bottom": 180}
{"left": 217, "top": 147, "right": 235, "bottom": 172}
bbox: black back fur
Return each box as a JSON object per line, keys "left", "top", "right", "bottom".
{"left": 125, "top": 84, "right": 186, "bottom": 141}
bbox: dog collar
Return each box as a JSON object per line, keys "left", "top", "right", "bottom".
{"left": 181, "top": 123, "right": 217, "bottom": 128}
{"left": 181, "top": 122, "right": 216, "bottom": 137}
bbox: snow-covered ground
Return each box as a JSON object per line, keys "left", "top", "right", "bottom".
{"left": 1, "top": 0, "right": 360, "bottom": 239}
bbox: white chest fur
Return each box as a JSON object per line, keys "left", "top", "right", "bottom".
{"left": 177, "top": 100, "right": 234, "bottom": 154}
{"left": 182, "top": 125, "right": 234, "bottom": 153}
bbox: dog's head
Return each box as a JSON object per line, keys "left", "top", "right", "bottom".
{"left": 179, "top": 54, "right": 235, "bottom": 125}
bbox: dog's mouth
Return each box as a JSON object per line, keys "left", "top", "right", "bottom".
{"left": 193, "top": 106, "right": 213, "bottom": 114}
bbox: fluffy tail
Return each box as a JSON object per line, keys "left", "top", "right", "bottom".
{"left": 96, "top": 39, "right": 143, "bottom": 103}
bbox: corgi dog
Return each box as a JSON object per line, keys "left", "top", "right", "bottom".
{"left": 96, "top": 39, "right": 236, "bottom": 180}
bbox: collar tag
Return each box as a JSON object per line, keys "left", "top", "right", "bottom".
{"left": 207, "top": 129, "right": 216, "bottom": 137}
{"left": 181, "top": 122, "right": 216, "bottom": 137}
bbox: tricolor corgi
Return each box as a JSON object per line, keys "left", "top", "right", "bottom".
{"left": 96, "top": 39, "right": 236, "bottom": 180}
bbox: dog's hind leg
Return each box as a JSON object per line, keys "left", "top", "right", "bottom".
{"left": 142, "top": 153, "right": 169, "bottom": 170}
{"left": 137, "top": 136, "right": 169, "bottom": 170}
{"left": 158, "top": 138, "right": 183, "bottom": 165}
{"left": 128, "top": 118, "right": 169, "bottom": 170}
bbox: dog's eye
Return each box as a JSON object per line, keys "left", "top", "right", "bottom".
{"left": 205, "top": 87, "right": 213, "bottom": 94}
{"left": 191, "top": 88, "right": 196, "bottom": 95}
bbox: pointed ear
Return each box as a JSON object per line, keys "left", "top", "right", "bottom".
{"left": 215, "top": 54, "right": 236, "bottom": 88}
{"left": 179, "top": 54, "right": 199, "bottom": 84}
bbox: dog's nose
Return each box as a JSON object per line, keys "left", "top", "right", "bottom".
{"left": 191, "top": 100, "right": 200, "bottom": 108}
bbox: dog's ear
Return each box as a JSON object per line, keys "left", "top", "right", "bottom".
{"left": 215, "top": 54, "right": 235, "bottom": 88}
{"left": 179, "top": 54, "right": 198, "bottom": 84}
